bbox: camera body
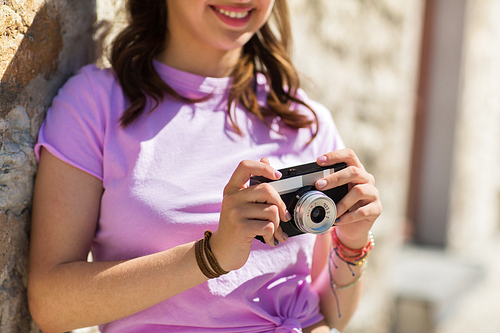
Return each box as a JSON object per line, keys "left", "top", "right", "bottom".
{"left": 250, "top": 161, "right": 348, "bottom": 240}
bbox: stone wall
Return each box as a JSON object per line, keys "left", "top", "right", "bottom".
{"left": 1, "top": 0, "right": 96, "bottom": 331}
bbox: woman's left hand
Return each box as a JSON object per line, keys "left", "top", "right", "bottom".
{"left": 315, "top": 148, "right": 382, "bottom": 249}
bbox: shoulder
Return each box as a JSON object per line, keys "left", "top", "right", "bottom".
{"left": 295, "top": 89, "right": 331, "bottom": 117}
{"left": 50, "top": 64, "right": 126, "bottom": 125}
{"left": 295, "top": 89, "right": 345, "bottom": 152}
{"left": 75, "top": 64, "right": 118, "bottom": 85}
{"left": 254, "top": 73, "right": 333, "bottom": 121}
{"left": 255, "top": 73, "right": 332, "bottom": 121}
{"left": 294, "top": 88, "right": 338, "bottom": 133}
{"left": 59, "top": 64, "right": 122, "bottom": 102}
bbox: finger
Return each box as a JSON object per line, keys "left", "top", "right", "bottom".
{"left": 317, "top": 148, "right": 363, "bottom": 169}
{"left": 262, "top": 225, "right": 279, "bottom": 247}
{"left": 274, "top": 224, "right": 288, "bottom": 243}
{"left": 245, "top": 194, "right": 289, "bottom": 245}
{"left": 251, "top": 214, "right": 289, "bottom": 246}
{"left": 253, "top": 167, "right": 294, "bottom": 230}
{"left": 334, "top": 183, "right": 380, "bottom": 217}
{"left": 238, "top": 202, "right": 281, "bottom": 224}
{"left": 239, "top": 197, "right": 289, "bottom": 245}
{"left": 248, "top": 183, "right": 291, "bottom": 223}
{"left": 244, "top": 203, "right": 288, "bottom": 245}
{"left": 316, "top": 165, "right": 373, "bottom": 191}
{"left": 247, "top": 216, "right": 279, "bottom": 247}
{"left": 221, "top": 198, "right": 280, "bottom": 246}
{"left": 260, "top": 157, "right": 271, "bottom": 165}
{"left": 224, "top": 160, "right": 282, "bottom": 195}
{"left": 334, "top": 200, "right": 382, "bottom": 226}
{"left": 225, "top": 190, "right": 288, "bottom": 246}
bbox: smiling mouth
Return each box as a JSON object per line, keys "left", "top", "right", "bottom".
{"left": 212, "top": 7, "right": 252, "bottom": 19}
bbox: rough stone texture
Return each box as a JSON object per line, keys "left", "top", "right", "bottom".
{"left": 1, "top": 0, "right": 96, "bottom": 331}
{"left": 1, "top": 1, "right": 62, "bottom": 117}
{"left": 288, "top": 1, "right": 425, "bottom": 332}
{"left": 0, "top": 211, "right": 31, "bottom": 333}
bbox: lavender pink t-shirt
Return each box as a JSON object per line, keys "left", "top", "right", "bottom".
{"left": 35, "top": 61, "right": 345, "bottom": 333}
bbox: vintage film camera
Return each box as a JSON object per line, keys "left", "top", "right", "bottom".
{"left": 250, "top": 161, "right": 348, "bottom": 242}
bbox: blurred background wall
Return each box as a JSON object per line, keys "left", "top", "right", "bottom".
{"left": 1, "top": 0, "right": 499, "bottom": 332}
{"left": 289, "top": 1, "right": 423, "bottom": 332}
{"left": 289, "top": 1, "right": 500, "bottom": 332}
{"left": 288, "top": 1, "right": 500, "bottom": 333}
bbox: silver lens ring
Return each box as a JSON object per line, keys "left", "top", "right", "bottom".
{"left": 294, "top": 190, "right": 337, "bottom": 234}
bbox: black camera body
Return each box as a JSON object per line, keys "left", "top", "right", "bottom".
{"left": 250, "top": 161, "right": 348, "bottom": 241}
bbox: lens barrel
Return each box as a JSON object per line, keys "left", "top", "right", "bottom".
{"left": 293, "top": 190, "right": 337, "bottom": 234}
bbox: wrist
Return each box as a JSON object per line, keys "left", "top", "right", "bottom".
{"left": 195, "top": 230, "right": 230, "bottom": 279}
{"left": 208, "top": 229, "right": 247, "bottom": 272}
{"left": 208, "top": 231, "right": 229, "bottom": 272}
{"left": 331, "top": 227, "right": 374, "bottom": 267}
{"left": 334, "top": 228, "right": 371, "bottom": 250}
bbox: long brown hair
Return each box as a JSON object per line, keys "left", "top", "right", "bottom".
{"left": 111, "top": 0, "right": 318, "bottom": 138}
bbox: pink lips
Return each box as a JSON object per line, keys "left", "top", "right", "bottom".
{"left": 210, "top": 5, "right": 253, "bottom": 28}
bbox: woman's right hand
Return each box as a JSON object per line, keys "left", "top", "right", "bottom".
{"left": 210, "top": 158, "right": 291, "bottom": 271}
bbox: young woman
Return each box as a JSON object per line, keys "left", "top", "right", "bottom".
{"left": 28, "top": 1, "right": 381, "bottom": 332}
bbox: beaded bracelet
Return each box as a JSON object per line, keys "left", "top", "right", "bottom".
{"left": 329, "top": 227, "right": 374, "bottom": 318}
{"left": 195, "top": 230, "right": 229, "bottom": 279}
{"left": 331, "top": 227, "right": 374, "bottom": 266}
{"left": 329, "top": 256, "right": 368, "bottom": 291}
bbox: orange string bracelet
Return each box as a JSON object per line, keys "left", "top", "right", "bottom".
{"left": 331, "top": 227, "right": 374, "bottom": 266}
{"left": 329, "top": 226, "right": 375, "bottom": 318}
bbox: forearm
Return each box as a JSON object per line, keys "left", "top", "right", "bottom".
{"left": 311, "top": 227, "right": 371, "bottom": 331}
{"left": 29, "top": 242, "right": 207, "bottom": 333}
{"left": 312, "top": 252, "right": 365, "bottom": 330}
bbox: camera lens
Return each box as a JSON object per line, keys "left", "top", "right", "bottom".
{"left": 293, "top": 190, "right": 337, "bottom": 234}
{"left": 310, "top": 206, "right": 326, "bottom": 223}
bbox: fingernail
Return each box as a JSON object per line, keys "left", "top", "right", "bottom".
{"left": 274, "top": 170, "right": 282, "bottom": 179}
{"left": 282, "top": 232, "right": 289, "bottom": 241}
{"left": 285, "top": 210, "right": 292, "bottom": 221}
{"left": 274, "top": 238, "right": 279, "bottom": 246}
{"left": 317, "top": 156, "right": 327, "bottom": 165}
{"left": 317, "top": 179, "right": 327, "bottom": 189}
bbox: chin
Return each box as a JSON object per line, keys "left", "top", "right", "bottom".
{"left": 215, "top": 32, "right": 255, "bottom": 51}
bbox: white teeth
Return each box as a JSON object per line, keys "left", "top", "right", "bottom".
{"left": 216, "top": 8, "right": 249, "bottom": 19}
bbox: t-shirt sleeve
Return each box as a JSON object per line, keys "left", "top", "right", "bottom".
{"left": 293, "top": 88, "right": 345, "bottom": 155}
{"left": 319, "top": 106, "right": 345, "bottom": 153}
{"left": 35, "top": 66, "right": 105, "bottom": 180}
{"left": 307, "top": 97, "right": 346, "bottom": 155}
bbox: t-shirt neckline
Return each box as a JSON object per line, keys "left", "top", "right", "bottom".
{"left": 153, "top": 60, "right": 232, "bottom": 99}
